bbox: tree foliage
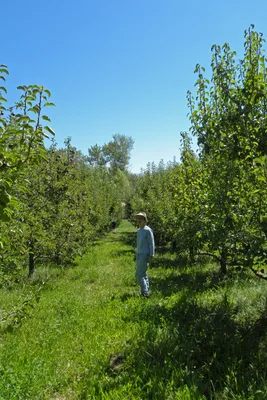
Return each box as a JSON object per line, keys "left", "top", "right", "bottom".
{"left": 88, "top": 134, "right": 134, "bottom": 172}
{"left": 1, "top": 137, "right": 128, "bottom": 277}
{"left": 0, "top": 65, "right": 55, "bottom": 242}
{"left": 0, "top": 67, "right": 131, "bottom": 279}
{"left": 130, "top": 26, "right": 267, "bottom": 279}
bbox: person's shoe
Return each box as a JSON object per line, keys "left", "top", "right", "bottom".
{"left": 141, "top": 293, "right": 149, "bottom": 299}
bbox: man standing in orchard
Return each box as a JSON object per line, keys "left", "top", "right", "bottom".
{"left": 135, "top": 212, "right": 155, "bottom": 298}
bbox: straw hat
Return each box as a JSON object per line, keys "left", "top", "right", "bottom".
{"left": 135, "top": 212, "right": 147, "bottom": 222}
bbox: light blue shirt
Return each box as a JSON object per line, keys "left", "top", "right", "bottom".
{"left": 136, "top": 226, "right": 155, "bottom": 256}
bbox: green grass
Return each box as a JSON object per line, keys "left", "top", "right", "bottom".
{"left": 0, "top": 220, "right": 267, "bottom": 399}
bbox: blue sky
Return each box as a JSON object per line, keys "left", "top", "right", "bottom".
{"left": 2, "top": 0, "right": 267, "bottom": 172}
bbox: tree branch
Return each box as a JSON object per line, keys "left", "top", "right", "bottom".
{"left": 250, "top": 267, "right": 267, "bottom": 281}
{"left": 0, "top": 284, "right": 44, "bottom": 324}
{"left": 196, "top": 252, "right": 223, "bottom": 264}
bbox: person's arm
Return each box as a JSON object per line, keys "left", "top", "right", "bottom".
{"left": 134, "top": 230, "right": 138, "bottom": 261}
{"left": 147, "top": 228, "right": 155, "bottom": 258}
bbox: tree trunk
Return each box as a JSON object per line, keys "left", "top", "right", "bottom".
{"left": 220, "top": 250, "right": 227, "bottom": 274}
{"left": 189, "top": 246, "right": 195, "bottom": 265}
{"left": 28, "top": 242, "right": 35, "bottom": 278}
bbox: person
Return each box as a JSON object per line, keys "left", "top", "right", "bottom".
{"left": 135, "top": 212, "right": 155, "bottom": 298}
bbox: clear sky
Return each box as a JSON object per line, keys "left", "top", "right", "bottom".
{"left": 2, "top": 0, "right": 267, "bottom": 172}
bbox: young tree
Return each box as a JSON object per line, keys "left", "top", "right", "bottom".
{"left": 187, "top": 25, "right": 267, "bottom": 275}
{"left": 0, "top": 65, "right": 54, "bottom": 259}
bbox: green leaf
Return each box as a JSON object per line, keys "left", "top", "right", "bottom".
{"left": 44, "top": 126, "right": 55, "bottom": 135}
{"left": 42, "top": 115, "right": 51, "bottom": 122}
{"left": 29, "top": 105, "right": 40, "bottom": 113}
{"left": 44, "top": 102, "right": 55, "bottom": 107}
{"left": 0, "top": 86, "right": 7, "bottom": 94}
{"left": 17, "top": 116, "right": 30, "bottom": 123}
{"left": 44, "top": 89, "right": 51, "bottom": 98}
{"left": 26, "top": 96, "right": 36, "bottom": 102}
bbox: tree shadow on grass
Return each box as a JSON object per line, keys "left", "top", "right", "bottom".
{"left": 151, "top": 251, "right": 209, "bottom": 270}
{"left": 101, "top": 297, "right": 267, "bottom": 399}
{"left": 150, "top": 269, "right": 226, "bottom": 297}
{"left": 150, "top": 255, "right": 186, "bottom": 270}
{"left": 111, "top": 291, "right": 138, "bottom": 302}
{"left": 110, "top": 249, "right": 135, "bottom": 258}
{"left": 119, "top": 231, "right": 136, "bottom": 248}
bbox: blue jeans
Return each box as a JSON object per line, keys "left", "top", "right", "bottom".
{"left": 136, "top": 254, "right": 150, "bottom": 295}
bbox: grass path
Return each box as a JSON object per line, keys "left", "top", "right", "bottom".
{"left": 0, "top": 220, "right": 267, "bottom": 399}
{"left": 0, "top": 221, "right": 155, "bottom": 400}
